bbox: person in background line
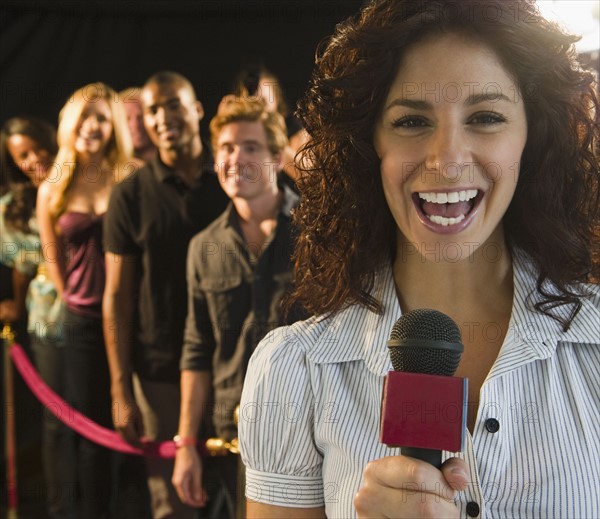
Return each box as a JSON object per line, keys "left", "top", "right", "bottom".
{"left": 119, "top": 87, "right": 157, "bottom": 163}
{"left": 37, "top": 82, "right": 142, "bottom": 519}
{"left": 0, "top": 116, "right": 58, "bottom": 325}
{"left": 171, "top": 95, "right": 303, "bottom": 518}
{"left": 238, "top": 1, "right": 600, "bottom": 518}
{"left": 103, "top": 71, "right": 229, "bottom": 519}
{"left": 0, "top": 116, "right": 75, "bottom": 518}
{"left": 234, "top": 64, "right": 309, "bottom": 191}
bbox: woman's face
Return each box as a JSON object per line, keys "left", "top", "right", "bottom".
{"left": 74, "top": 99, "right": 114, "bottom": 158}
{"left": 374, "top": 33, "right": 527, "bottom": 261}
{"left": 6, "top": 133, "right": 53, "bottom": 186}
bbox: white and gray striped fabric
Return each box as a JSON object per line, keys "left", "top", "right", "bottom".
{"left": 239, "top": 250, "right": 600, "bottom": 518}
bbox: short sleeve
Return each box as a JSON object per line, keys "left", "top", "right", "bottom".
{"left": 239, "top": 325, "right": 325, "bottom": 508}
{"left": 103, "top": 175, "right": 140, "bottom": 255}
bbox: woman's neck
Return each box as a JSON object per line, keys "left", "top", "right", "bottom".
{"left": 77, "top": 151, "right": 108, "bottom": 171}
{"left": 393, "top": 230, "right": 514, "bottom": 326}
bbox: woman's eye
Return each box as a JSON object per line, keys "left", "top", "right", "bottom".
{"left": 391, "top": 116, "right": 429, "bottom": 129}
{"left": 469, "top": 112, "right": 507, "bottom": 125}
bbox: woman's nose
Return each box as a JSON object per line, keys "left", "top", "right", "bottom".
{"left": 425, "top": 125, "right": 472, "bottom": 180}
{"left": 82, "top": 116, "right": 100, "bottom": 131}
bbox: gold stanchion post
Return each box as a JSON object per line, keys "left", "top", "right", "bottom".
{"left": 2, "top": 323, "right": 18, "bottom": 518}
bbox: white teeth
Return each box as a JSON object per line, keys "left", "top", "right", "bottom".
{"left": 428, "top": 214, "right": 466, "bottom": 226}
{"left": 419, "top": 189, "right": 477, "bottom": 204}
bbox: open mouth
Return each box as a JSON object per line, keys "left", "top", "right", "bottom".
{"left": 413, "top": 189, "right": 483, "bottom": 228}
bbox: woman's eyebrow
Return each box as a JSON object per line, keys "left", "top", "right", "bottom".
{"left": 385, "top": 91, "right": 513, "bottom": 111}
{"left": 466, "top": 91, "right": 512, "bottom": 105}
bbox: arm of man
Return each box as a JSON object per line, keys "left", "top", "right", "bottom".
{"left": 172, "top": 369, "right": 211, "bottom": 507}
{"left": 36, "top": 181, "right": 65, "bottom": 297}
{"left": 103, "top": 251, "right": 143, "bottom": 445}
{"left": 172, "top": 233, "right": 217, "bottom": 507}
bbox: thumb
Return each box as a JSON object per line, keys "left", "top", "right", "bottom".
{"left": 441, "top": 457, "right": 470, "bottom": 492}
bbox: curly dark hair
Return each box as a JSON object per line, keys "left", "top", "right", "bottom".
{"left": 290, "top": 0, "right": 599, "bottom": 330}
{"left": 0, "top": 116, "right": 57, "bottom": 232}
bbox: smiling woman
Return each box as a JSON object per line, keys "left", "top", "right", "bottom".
{"left": 289, "top": 0, "right": 598, "bottom": 324}
{"left": 375, "top": 33, "right": 528, "bottom": 248}
{"left": 35, "top": 82, "right": 141, "bottom": 518}
{"left": 238, "top": 1, "right": 600, "bottom": 518}
{"left": 37, "top": 82, "right": 135, "bottom": 298}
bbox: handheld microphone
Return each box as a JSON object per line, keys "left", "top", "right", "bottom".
{"left": 380, "top": 309, "right": 468, "bottom": 468}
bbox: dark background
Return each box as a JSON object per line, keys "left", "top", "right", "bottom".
{"left": 2, "top": 1, "right": 598, "bottom": 135}
{"left": 0, "top": 0, "right": 365, "bottom": 134}
{"left": 1, "top": 2, "right": 366, "bottom": 517}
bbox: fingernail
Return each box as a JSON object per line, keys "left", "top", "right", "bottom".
{"left": 451, "top": 466, "right": 469, "bottom": 480}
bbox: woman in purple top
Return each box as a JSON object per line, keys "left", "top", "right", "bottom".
{"left": 37, "top": 82, "right": 141, "bottom": 518}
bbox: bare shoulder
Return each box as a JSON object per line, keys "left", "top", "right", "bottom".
{"left": 38, "top": 178, "right": 53, "bottom": 197}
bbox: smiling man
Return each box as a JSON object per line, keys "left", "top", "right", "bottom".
{"left": 102, "top": 71, "right": 229, "bottom": 519}
{"left": 171, "top": 96, "right": 302, "bottom": 518}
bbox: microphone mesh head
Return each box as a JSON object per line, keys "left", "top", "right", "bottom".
{"left": 388, "top": 309, "right": 463, "bottom": 376}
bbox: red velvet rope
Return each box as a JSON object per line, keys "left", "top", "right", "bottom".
{"left": 9, "top": 342, "right": 207, "bottom": 458}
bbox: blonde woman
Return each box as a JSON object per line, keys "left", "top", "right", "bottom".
{"left": 37, "top": 82, "right": 141, "bottom": 518}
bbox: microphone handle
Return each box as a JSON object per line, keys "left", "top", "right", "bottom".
{"left": 401, "top": 447, "right": 442, "bottom": 469}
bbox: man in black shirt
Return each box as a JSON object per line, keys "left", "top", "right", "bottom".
{"left": 171, "top": 95, "right": 302, "bottom": 518}
{"left": 103, "top": 71, "right": 228, "bottom": 519}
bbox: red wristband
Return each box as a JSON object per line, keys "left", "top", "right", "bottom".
{"left": 173, "top": 435, "right": 198, "bottom": 449}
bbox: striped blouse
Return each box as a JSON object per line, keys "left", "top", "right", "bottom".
{"left": 239, "top": 250, "right": 600, "bottom": 518}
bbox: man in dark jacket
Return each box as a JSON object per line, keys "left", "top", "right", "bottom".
{"left": 171, "top": 95, "right": 301, "bottom": 518}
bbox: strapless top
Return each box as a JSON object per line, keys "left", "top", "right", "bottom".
{"left": 56, "top": 212, "right": 105, "bottom": 318}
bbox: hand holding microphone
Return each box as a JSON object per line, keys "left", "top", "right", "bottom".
{"left": 355, "top": 455, "right": 469, "bottom": 518}
{"left": 355, "top": 309, "right": 470, "bottom": 518}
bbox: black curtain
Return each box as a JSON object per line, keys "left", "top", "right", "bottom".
{"left": 0, "top": 0, "right": 365, "bottom": 131}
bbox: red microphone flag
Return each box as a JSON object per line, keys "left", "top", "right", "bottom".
{"left": 380, "top": 371, "right": 467, "bottom": 452}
